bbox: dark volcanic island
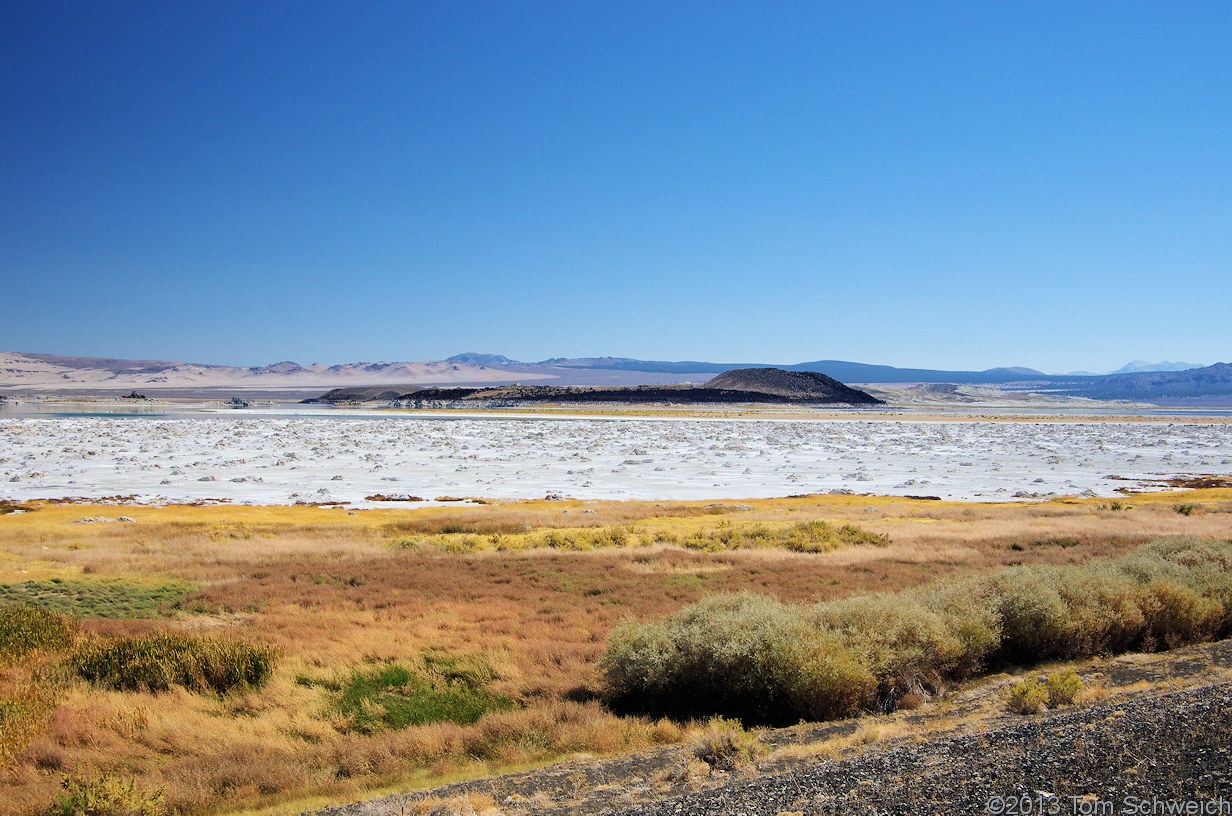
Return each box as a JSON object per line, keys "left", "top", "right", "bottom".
{"left": 306, "top": 367, "right": 884, "bottom": 406}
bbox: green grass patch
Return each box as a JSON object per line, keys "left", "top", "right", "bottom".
{"left": 666, "top": 573, "right": 708, "bottom": 591}
{"left": 71, "top": 634, "right": 275, "bottom": 694}
{"left": 0, "top": 578, "right": 197, "bottom": 619}
{"left": 319, "top": 654, "right": 513, "bottom": 734}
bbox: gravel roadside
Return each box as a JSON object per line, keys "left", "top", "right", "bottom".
{"left": 612, "top": 681, "right": 1232, "bottom": 816}
{"left": 311, "top": 641, "right": 1232, "bottom": 816}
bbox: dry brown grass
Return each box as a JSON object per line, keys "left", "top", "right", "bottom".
{"left": 0, "top": 490, "right": 1228, "bottom": 815}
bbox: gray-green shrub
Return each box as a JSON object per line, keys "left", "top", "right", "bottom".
{"left": 602, "top": 593, "right": 873, "bottom": 725}
{"left": 808, "top": 595, "right": 968, "bottom": 709}
{"left": 988, "top": 536, "right": 1232, "bottom": 663}
{"left": 1044, "top": 669, "right": 1083, "bottom": 706}
{"left": 601, "top": 536, "right": 1232, "bottom": 724}
{"left": 914, "top": 578, "right": 1002, "bottom": 679}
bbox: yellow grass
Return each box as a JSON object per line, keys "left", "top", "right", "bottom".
{"left": 0, "top": 490, "right": 1229, "bottom": 814}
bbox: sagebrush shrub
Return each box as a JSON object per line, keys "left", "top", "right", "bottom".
{"left": 690, "top": 716, "right": 762, "bottom": 771}
{"left": 1044, "top": 669, "right": 1083, "bottom": 706}
{"left": 48, "top": 773, "right": 165, "bottom": 816}
{"left": 1006, "top": 679, "right": 1048, "bottom": 715}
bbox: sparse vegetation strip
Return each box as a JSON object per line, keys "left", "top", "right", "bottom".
{"left": 389, "top": 519, "right": 888, "bottom": 554}
{"left": 311, "top": 642, "right": 1232, "bottom": 816}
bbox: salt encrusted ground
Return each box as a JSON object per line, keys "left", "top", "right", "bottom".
{"left": 1, "top": 410, "right": 1229, "bottom": 505}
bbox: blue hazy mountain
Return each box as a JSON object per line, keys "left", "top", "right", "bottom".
{"left": 1110, "top": 360, "right": 1205, "bottom": 375}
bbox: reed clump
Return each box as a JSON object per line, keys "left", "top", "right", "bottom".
{"left": 1, "top": 684, "right": 60, "bottom": 764}
{"left": 70, "top": 634, "right": 275, "bottom": 694}
{"left": 0, "top": 603, "right": 79, "bottom": 662}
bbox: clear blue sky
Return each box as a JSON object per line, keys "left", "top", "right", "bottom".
{"left": 2, "top": 1, "right": 1228, "bottom": 373}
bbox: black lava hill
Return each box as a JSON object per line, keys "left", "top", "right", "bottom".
{"left": 307, "top": 367, "right": 882, "bottom": 406}
{"left": 703, "top": 368, "right": 879, "bottom": 402}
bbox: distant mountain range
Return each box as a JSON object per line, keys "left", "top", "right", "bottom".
{"left": 0, "top": 351, "right": 551, "bottom": 391}
{"left": 1065, "top": 360, "right": 1206, "bottom": 376}
{"left": 1045, "top": 362, "right": 1232, "bottom": 401}
{"left": 1, "top": 351, "right": 1228, "bottom": 404}
{"left": 485, "top": 354, "right": 1052, "bottom": 384}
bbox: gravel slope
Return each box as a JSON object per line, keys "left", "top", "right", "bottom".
{"left": 612, "top": 681, "right": 1232, "bottom": 815}
{"left": 311, "top": 641, "right": 1232, "bottom": 816}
